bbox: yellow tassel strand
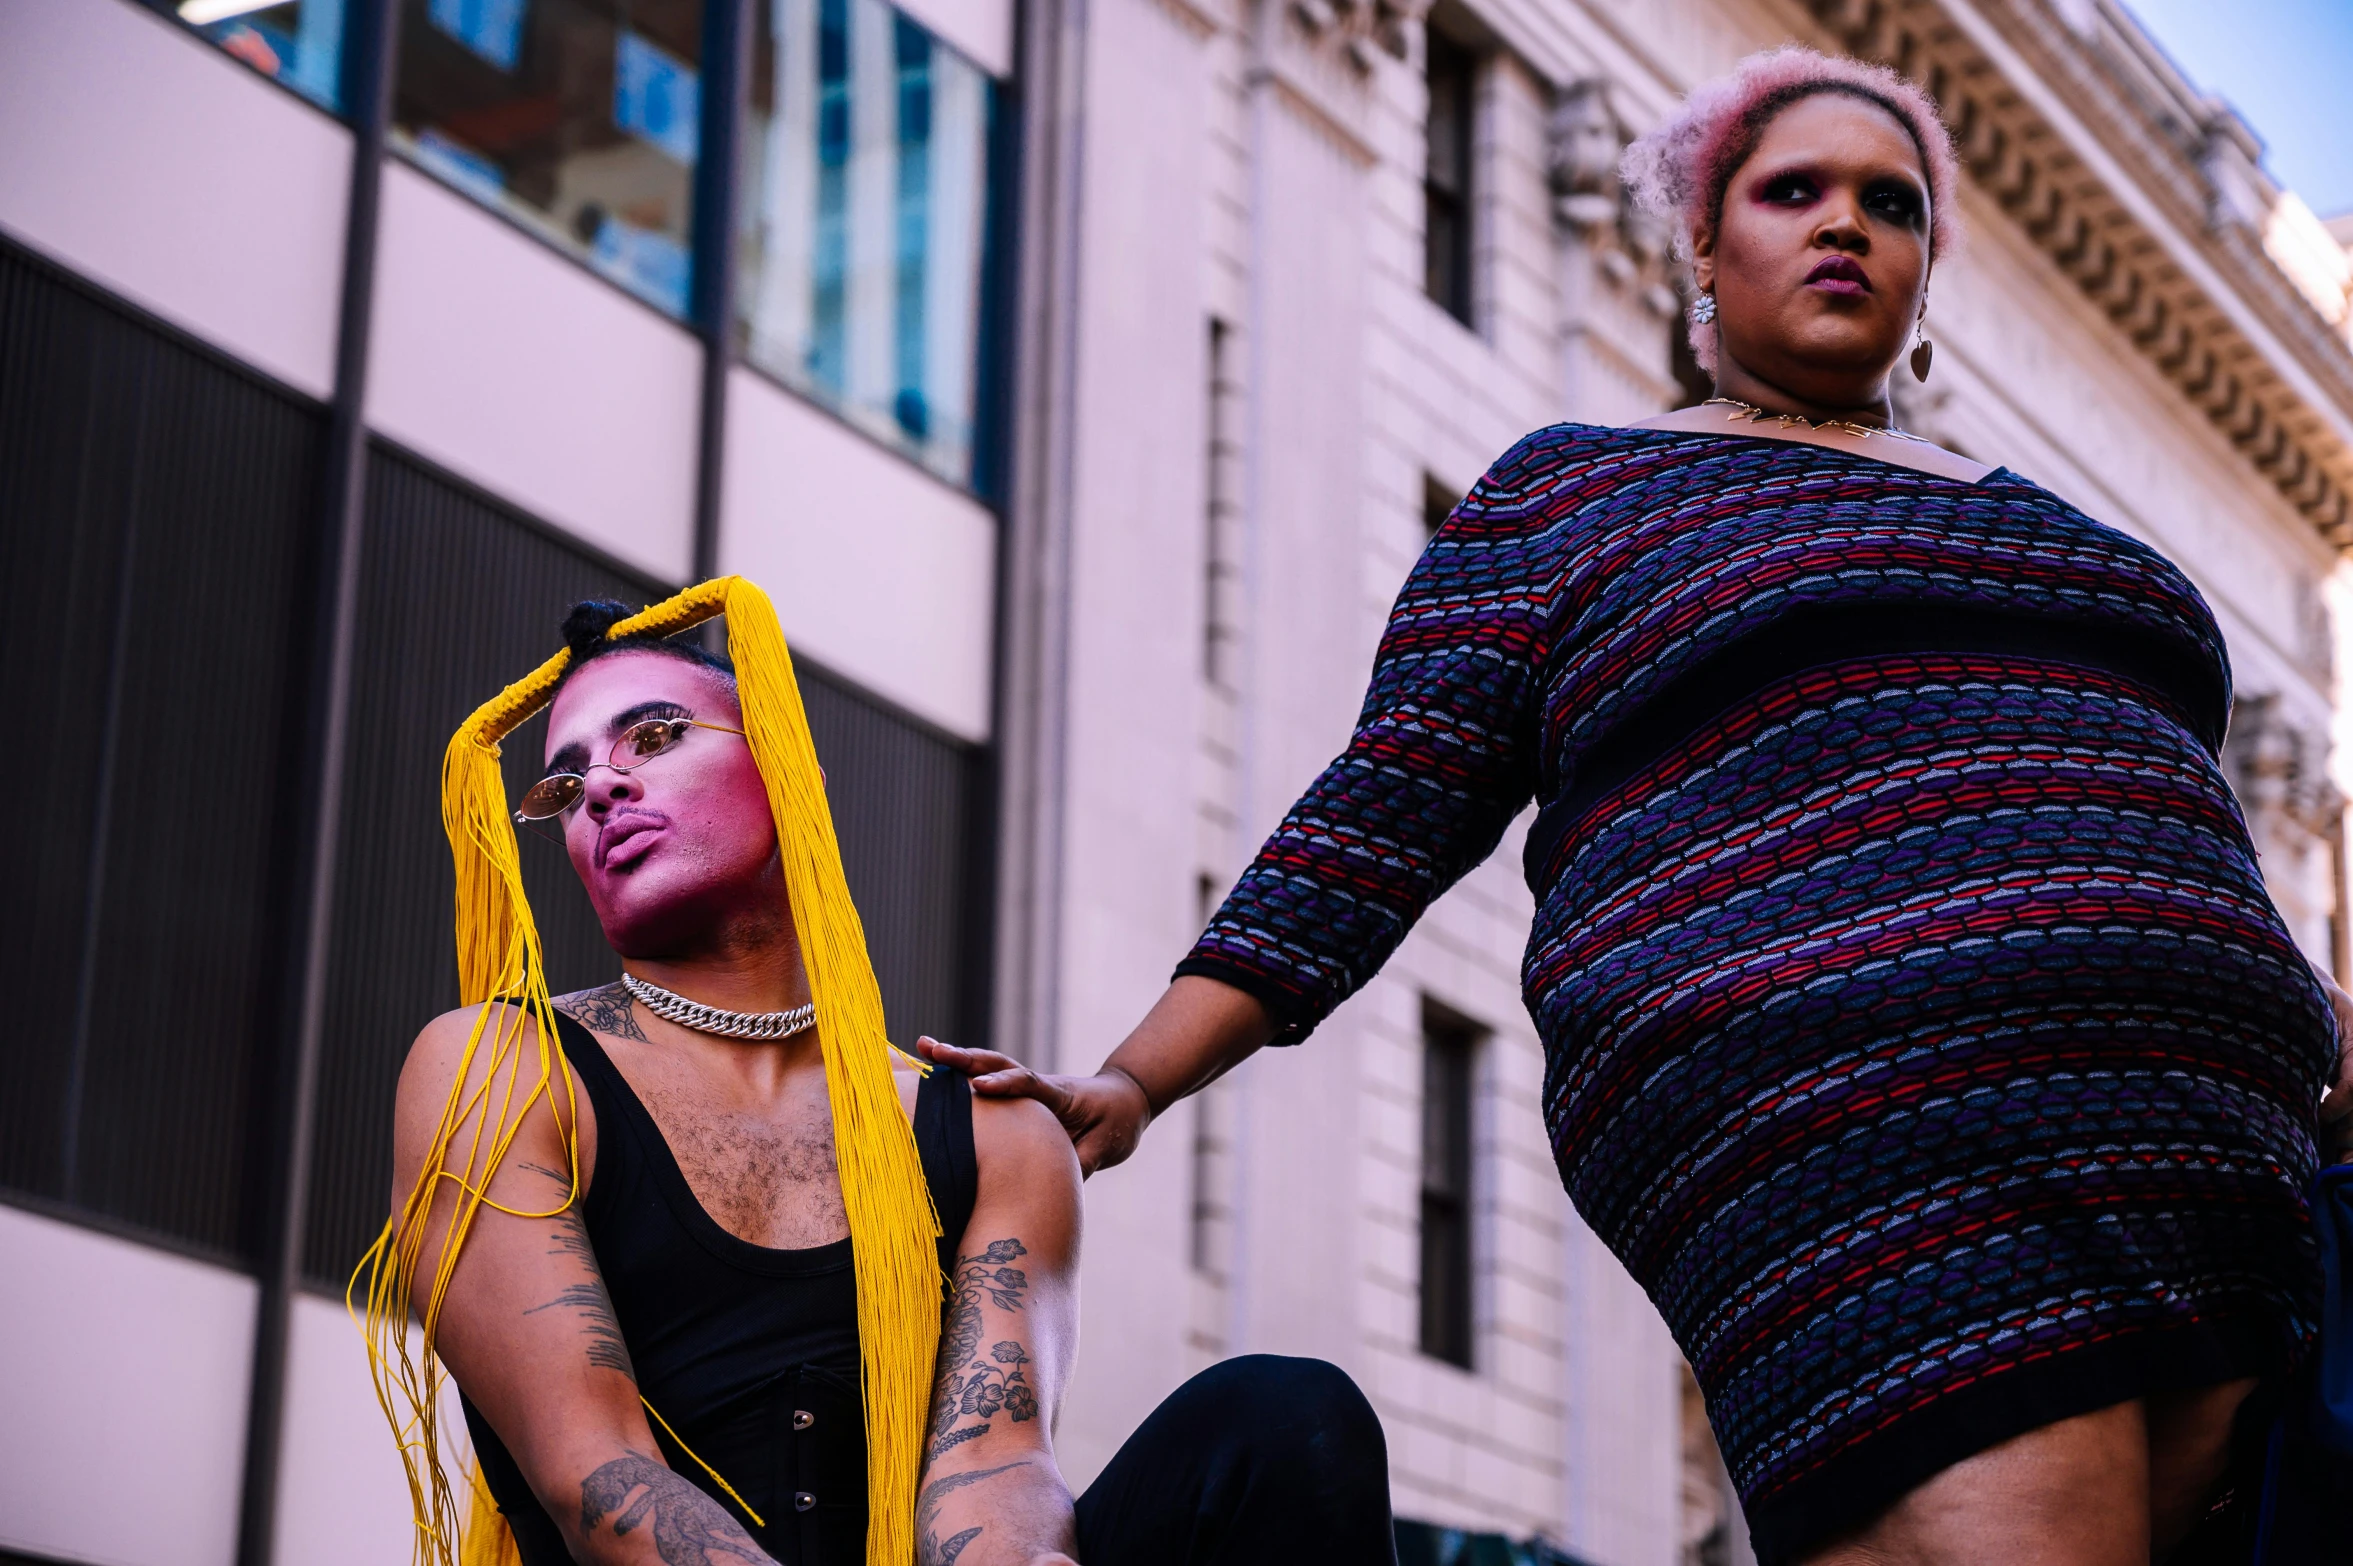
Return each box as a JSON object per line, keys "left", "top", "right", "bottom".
{"left": 460, "top": 1460, "right": 522, "bottom": 1566}
{"left": 354, "top": 578, "right": 941, "bottom": 1566}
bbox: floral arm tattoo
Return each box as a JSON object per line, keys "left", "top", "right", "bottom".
{"left": 925, "top": 1238, "right": 1041, "bottom": 1462}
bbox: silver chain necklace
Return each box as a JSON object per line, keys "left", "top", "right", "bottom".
{"left": 621, "top": 974, "right": 816, "bottom": 1041}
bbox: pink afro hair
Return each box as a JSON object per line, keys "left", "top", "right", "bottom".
{"left": 1621, "top": 46, "right": 1963, "bottom": 374}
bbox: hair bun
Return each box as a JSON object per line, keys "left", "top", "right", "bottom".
{"left": 561, "top": 600, "right": 632, "bottom": 660}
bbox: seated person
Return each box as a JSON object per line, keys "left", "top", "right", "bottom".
{"left": 387, "top": 593, "right": 1399, "bottom": 1566}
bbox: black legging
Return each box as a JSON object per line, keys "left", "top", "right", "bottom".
{"left": 1073, "top": 1355, "right": 1398, "bottom": 1565}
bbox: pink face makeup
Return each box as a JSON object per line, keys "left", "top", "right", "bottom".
{"left": 540, "top": 651, "right": 784, "bottom": 958}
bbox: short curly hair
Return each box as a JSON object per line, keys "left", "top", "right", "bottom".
{"left": 1622, "top": 46, "right": 1962, "bottom": 373}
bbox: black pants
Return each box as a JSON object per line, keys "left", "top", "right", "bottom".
{"left": 1072, "top": 1355, "right": 1397, "bottom": 1565}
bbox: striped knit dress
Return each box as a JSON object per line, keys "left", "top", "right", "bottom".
{"left": 1175, "top": 422, "right": 2332, "bottom": 1560}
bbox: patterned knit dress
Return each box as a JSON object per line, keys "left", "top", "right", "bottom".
{"left": 1175, "top": 423, "right": 2332, "bottom": 1560}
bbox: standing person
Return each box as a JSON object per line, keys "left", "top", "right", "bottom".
{"left": 921, "top": 48, "right": 2353, "bottom": 1566}
{"left": 359, "top": 580, "right": 1397, "bottom": 1566}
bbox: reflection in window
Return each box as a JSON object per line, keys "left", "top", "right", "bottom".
{"left": 740, "top": 0, "right": 995, "bottom": 487}
{"left": 392, "top": 0, "right": 704, "bottom": 317}
{"left": 167, "top": 0, "right": 348, "bottom": 111}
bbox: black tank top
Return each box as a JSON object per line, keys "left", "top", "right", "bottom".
{"left": 461, "top": 1012, "right": 977, "bottom": 1565}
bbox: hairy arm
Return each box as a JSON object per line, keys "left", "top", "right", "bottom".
{"left": 917, "top": 1094, "right": 1085, "bottom": 1566}
{"left": 392, "top": 1002, "right": 775, "bottom": 1566}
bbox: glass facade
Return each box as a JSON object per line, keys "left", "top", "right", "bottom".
{"left": 167, "top": 0, "right": 350, "bottom": 111}
{"left": 392, "top": 0, "right": 706, "bottom": 317}
{"left": 739, "top": 0, "right": 995, "bottom": 485}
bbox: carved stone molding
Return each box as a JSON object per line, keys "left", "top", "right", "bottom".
{"left": 1287, "top": 0, "right": 1426, "bottom": 74}
{"left": 1806, "top": 0, "right": 2353, "bottom": 551}
{"left": 1546, "top": 78, "right": 1680, "bottom": 321}
{"left": 2228, "top": 694, "right": 2345, "bottom": 842}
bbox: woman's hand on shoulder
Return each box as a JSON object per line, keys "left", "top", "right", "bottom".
{"left": 918, "top": 1038, "right": 1152, "bottom": 1178}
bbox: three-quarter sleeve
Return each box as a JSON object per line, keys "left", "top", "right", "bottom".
{"left": 1175, "top": 429, "right": 1583, "bottom": 1043}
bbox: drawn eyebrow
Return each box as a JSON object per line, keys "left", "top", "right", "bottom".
{"left": 545, "top": 701, "right": 694, "bottom": 778}
{"left": 607, "top": 699, "right": 692, "bottom": 736}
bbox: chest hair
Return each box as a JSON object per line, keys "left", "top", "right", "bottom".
{"left": 631, "top": 1072, "right": 850, "bottom": 1251}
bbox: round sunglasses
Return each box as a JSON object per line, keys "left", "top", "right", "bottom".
{"left": 514, "top": 716, "right": 747, "bottom": 823}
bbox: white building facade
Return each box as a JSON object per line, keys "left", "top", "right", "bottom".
{"left": 2, "top": 0, "right": 2350, "bottom": 1562}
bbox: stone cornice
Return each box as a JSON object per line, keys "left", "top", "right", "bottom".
{"left": 1808, "top": 0, "right": 2353, "bottom": 549}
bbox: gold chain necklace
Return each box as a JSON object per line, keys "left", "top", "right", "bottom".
{"left": 1703, "top": 395, "right": 1924, "bottom": 443}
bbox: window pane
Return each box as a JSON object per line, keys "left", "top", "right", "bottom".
{"left": 1418, "top": 998, "right": 1481, "bottom": 1368}
{"left": 164, "top": 0, "right": 349, "bottom": 112}
{"left": 739, "top": 0, "right": 995, "bottom": 487}
{"left": 392, "top": 0, "right": 706, "bottom": 318}
{"left": 1423, "top": 29, "right": 1475, "bottom": 324}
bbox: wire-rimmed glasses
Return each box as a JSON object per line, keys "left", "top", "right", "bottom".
{"left": 514, "top": 717, "right": 747, "bottom": 823}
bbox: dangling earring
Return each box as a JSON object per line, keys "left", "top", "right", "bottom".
{"left": 1909, "top": 321, "right": 1934, "bottom": 382}
{"left": 1691, "top": 293, "right": 1717, "bottom": 326}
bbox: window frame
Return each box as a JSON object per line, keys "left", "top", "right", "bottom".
{"left": 1422, "top": 18, "right": 1480, "bottom": 328}
{"left": 1417, "top": 995, "right": 1485, "bottom": 1369}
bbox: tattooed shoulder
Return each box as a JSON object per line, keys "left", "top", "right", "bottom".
{"left": 557, "top": 981, "right": 649, "bottom": 1043}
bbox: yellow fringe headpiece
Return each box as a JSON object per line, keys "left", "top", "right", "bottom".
{"left": 352, "top": 576, "right": 940, "bottom": 1566}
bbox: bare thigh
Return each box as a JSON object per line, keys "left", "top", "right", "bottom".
{"left": 1798, "top": 1379, "right": 2253, "bottom": 1566}
{"left": 2145, "top": 1378, "right": 2255, "bottom": 1556}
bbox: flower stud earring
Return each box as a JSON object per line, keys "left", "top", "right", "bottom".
{"left": 1691, "top": 293, "right": 1717, "bottom": 326}
{"left": 1910, "top": 322, "right": 1934, "bottom": 382}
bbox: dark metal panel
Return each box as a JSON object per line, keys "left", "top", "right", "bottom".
{"left": 302, "top": 443, "right": 664, "bottom": 1287}
{"left": 0, "top": 237, "right": 322, "bottom": 1262}
{"left": 799, "top": 667, "right": 981, "bottom": 1049}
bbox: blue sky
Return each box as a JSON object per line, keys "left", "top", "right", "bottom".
{"left": 2122, "top": 0, "right": 2353, "bottom": 218}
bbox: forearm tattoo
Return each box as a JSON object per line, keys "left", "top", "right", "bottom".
{"left": 559, "top": 980, "right": 650, "bottom": 1043}
{"left": 579, "top": 1452, "right": 770, "bottom": 1565}
{"left": 926, "top": 1238, "right": 1040, "bottom": 1461}
{"left": 523, "top": 1164, "right": 635, "bottom": 1381}
{"left": 915, "top": 1461, "right": 1025, "bottom": 1566}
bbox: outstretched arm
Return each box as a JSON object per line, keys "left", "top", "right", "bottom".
{"left": 392, "top": 1004, "right": 777, "bottom": 1566}
{"left": 918, "top": 977, "right": 1271, "bottom": 1177}
{"left": 914, "top": 1093, "right": 1084, "bottom": 1565}
{"left": 925, "top": 434, "right": 1581, "bottom": 1175}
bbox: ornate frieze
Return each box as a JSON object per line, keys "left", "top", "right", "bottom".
{"left": 1806, "top": 0, "right": 2353, "bottom": 550}
{"left": 1286, "top": 0, "right": 1427, "bottom": 73}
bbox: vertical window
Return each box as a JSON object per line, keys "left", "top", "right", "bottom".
{"left": 740, "top": 0, "right": 997, "bottom": 486}
{"left": 1203, "top": 318, "right": 1241, "bottom": 688}
{"left": 391, "top": 0, "right": 706, "bottom": 317}
{"left": 163, "top": 0, "right": 350, "bottom": 111}
{"left": 1418, "top": 997, "right": 1482, "bottom": 1368}
{"left": 1423, "top": 25, "right": 1477, "bottom": 326}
